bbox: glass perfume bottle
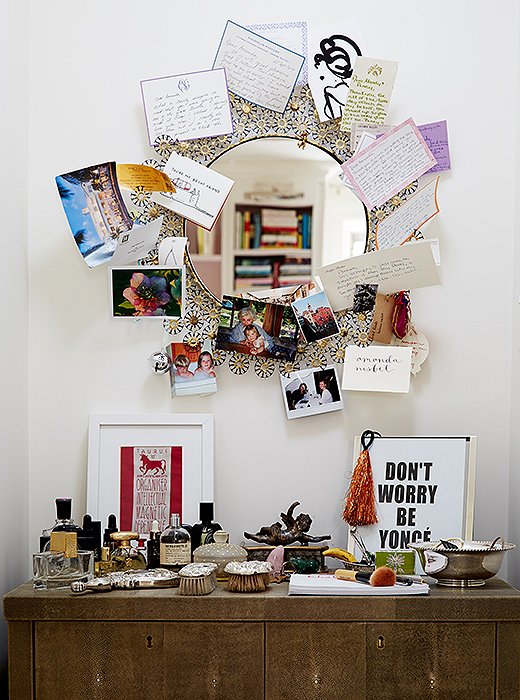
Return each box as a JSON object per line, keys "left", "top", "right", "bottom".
{"left": 160, "top": 514, "right": 191, "bottom": 572}
{"left": 110, "top": 532, "right": 147, "bottom": 571}
{"left": 190, "top": 502, "right": 222, "bottom": 550}
{"left": 94, "top": 546, "right": 116, "bottom": 577}
{"left": 147, "top": 519, "right": 161, "bottom": 570}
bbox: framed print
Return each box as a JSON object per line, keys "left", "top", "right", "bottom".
{"left": 347, "top": 435, "right": 477, "bottom": 556}
{"left": 87, "top": 414, "right": 213, "bottom": 537}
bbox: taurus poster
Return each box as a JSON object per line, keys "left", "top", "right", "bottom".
{"left": 120, "top": 446, "right": 182, "bottom": 536}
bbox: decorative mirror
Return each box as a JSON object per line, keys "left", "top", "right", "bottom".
{"left": 135, "top": 86, "right": 418, "bottom": 377}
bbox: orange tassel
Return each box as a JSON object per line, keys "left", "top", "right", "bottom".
{"left": 343, "top": 430, "right": 380, "bottom": 526}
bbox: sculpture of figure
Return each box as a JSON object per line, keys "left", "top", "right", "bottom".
{"left": 244, "top": 502, "right": 331, "bottom": 546}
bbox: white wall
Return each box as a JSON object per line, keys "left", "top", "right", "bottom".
{"left": 22, "top": 0, "right": 520, "bottom": 593}
{"left": 0, "top": 0, "right": 29, "bottom": 686}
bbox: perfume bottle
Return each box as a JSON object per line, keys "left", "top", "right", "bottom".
{"left": 110, "top": 532, "right": 147, "bottom": 571}
{"left": 160, "top": 514, "right": 191, "bottom": 571}
{"left": 52, "top": 498, "right": 82, "bottom": 534}
{"left": 94, "top": 546, "right": 116, "bottom": 577}
{"left": 147, "top": 520, "right": 161, "bottom": 570}
{"left": 190, "top": 502, "right": 222, "bottom": 550}
{"left": 41, "top": 498, "right": 82, "bottom": 551}
{"left": 103, "top": 514, "right": 118, "bottom": 549}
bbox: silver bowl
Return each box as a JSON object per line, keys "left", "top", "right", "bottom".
{"left": 409, "top": 540, "right": 515, "bottom": 587}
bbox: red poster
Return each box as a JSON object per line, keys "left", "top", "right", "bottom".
{"left": 120, "top": 446, "right": 182, "bottom": 535}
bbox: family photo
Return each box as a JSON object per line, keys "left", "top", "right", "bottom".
{"left": 281, "top": 365, "right": 344, "bottom": 419}
{"left": 167, "top": 340, "right": 217, "bottom": 397}
{"left": 215, "top": 295, "right": 299, "bottom": 361}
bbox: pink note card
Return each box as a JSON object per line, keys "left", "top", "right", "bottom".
{"left": 341, "top": 118, "right": 437, "bottom": 210}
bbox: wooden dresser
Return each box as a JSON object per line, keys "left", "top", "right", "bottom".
{"left": 4, "top": 578, "right": 520, "bottom": 699}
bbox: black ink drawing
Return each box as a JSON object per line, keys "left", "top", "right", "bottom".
{"left": 313, "top": 35, "right": 362, "bottom": 120}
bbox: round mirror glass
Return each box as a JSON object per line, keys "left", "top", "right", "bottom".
{"left": 185, "top": 137, "right": 368, "bottom": 299}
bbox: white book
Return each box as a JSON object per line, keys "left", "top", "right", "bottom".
{"left": 288, "top": 574, "right": 429, "bottom": 596}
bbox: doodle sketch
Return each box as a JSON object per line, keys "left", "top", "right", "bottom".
{"left": 312, "top": 34, "right": 362, "bottom": 121}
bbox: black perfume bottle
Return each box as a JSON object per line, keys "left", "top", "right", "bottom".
{"left": 190, "top": 502, "right": 222, "bottom": 550}
{"left": 103, "top": 514, "right": 118, "bottom": 549}
{"left": 147, "top": 519, "right": 161, "bottom": 569}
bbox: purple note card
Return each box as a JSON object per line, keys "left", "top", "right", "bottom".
{"left": 418, "top": 120, "right": 451, "bottom": 173}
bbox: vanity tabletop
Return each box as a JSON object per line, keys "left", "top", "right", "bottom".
{"left": 5, "top": 577, "right": 520, "bottom": 624}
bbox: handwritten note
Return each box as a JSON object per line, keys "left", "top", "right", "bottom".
{"left": 151, "top": 152, "right": 234, "bottom": 230}
{"left": 342, "top": 346, "right": 412, "bottom": 393}
{"left": 375, "top": 177, "right": 440, "bottom": 249}
{"left": 317, "top": 241, "right": 440, "bottom": 311}
{"left": 350, "top": 121, "right": 451, "bottom": 173}
{"left": 342, "top": 118, "right": 437, "bottom": 210}
{"left": 213, "top": 21, "right": 304, "bottom": 112}
{"left": 340, "top": 57, "right": 398, "bottom": 133}
{"left": 141, "top": 69, "right": 233, "bottom": 146}
{"left": 249, "top": 21, "right": 308, "bottom": 86}
{"left": 307, "top": 20, "right": 365, "bottom": 122}
{"left": 418, "top": 120, "right": 451, "bottom": 173}
{"left": 391, "top": 325, "right": 429, "bottom": 376}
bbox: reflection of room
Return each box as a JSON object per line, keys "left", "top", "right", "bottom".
{"left": 187, "top": 138, "right": 367, "bottom": 298}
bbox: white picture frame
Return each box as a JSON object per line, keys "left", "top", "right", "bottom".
{"left": 347, "top": 435, "right": 477, "bottom": 556}
{"left": 87, "top": 414, "right": 214, "bottom": 534}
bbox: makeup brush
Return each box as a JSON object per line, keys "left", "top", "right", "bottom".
{"left": 335, "top": 566, "right": 397, "bottom": 587}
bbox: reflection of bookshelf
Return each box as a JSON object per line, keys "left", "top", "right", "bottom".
{"left": 185, "top": 219, "right": 222, "bottom": 298}
{"left": 233, "top": 205, "right": 312, "bottom": 292}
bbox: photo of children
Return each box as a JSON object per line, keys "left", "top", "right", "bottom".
{"left": 168, "top": 340, "right": 217, "bottom": 397}
{"left": 280, "top": 365, "right": 343, "bottom": 420}
{"left": 291, "top": 290, "right": 340, "bottom": 343}
{"left": 215, "top": 295, "right": 299, "bottom": 361}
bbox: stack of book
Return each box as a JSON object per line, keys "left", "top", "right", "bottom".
{"left": 234, "top": 207, "right": 312, "bottom": 250}
{"left": 278, "top": 259, "right": 312, "bottom": 287}
{"left": 234, "top": 259, "right": 274, "bottom": 290}
{"left": 260, "top": 208, "right": 299, "bottom": 248}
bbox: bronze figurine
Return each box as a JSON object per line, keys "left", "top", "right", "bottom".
{"left": 244, "top": 501, "right": 331, "bottom": 546}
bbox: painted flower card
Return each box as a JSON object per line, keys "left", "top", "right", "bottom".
{"left": 110, "top": 267, "right": 184, "bottom": 318}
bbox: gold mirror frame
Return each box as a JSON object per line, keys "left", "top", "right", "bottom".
{"left": 137, "top": 85, "right": 418, "bottom": 378}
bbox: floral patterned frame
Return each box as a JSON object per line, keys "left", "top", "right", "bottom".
{"left": 133, "top": 85, "right": 418, "bottom": 378}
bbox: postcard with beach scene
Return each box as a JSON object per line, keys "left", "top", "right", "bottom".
{"left": 56, "top": 162, "right": 133, "bottom": 268}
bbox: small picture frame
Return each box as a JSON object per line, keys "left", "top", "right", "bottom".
{"left": 87, "top": 414, "right": 214, "bottom": 536}
{"left": 280, "top": 365, "right": 344, "bottom": 419}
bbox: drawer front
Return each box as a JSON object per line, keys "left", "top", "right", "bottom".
{"left": 366, "top": 622, "right": 495, "bottom": 699}
{"left": 266, "top": 622, "right": 366, "bottom": 700}
{"left": 163, "top": 621, "right": 264, "bottom": 700}
{"left": 36, "top": 620, "right": 263, "bottom": 700}
{"left": 36, "top": 621, "right": 166, "bottom": 699}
